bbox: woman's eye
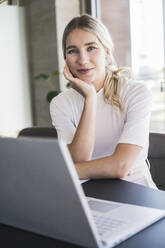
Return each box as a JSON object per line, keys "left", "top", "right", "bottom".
{"left": 67, "top": 49, "right": 78, "bottom": 54}
{"left": 87, "top": 46, "right": 97, "bottom": 52}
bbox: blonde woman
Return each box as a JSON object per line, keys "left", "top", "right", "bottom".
{"left": 50, "top": 14, "right": 156, "bottom": 188}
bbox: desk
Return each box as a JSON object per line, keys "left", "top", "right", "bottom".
{"left": 1, "top": 179, "right": 165, "bottom": 248}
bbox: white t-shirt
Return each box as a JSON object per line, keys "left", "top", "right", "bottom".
{"left": 50, "top": 80, "right": 157, "bottom": 188}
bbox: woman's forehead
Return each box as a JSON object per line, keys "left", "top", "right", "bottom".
{"left": 66, "top": 29, "right": 100, "bottom": 47}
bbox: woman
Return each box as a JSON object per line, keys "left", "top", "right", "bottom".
{"left": 50, "top": 14, "right": 156, "bottom": 188}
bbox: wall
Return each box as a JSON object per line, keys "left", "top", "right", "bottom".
{"left": 55, "top": 0, "right": 80, "bottom": 91}
{"left": 0, "top": 6, "right": 32, "bottom": 137}
{"left": 100, "top": 0, "right": 131, "bottom": 67}
{"left": 24, "top": 0, "right": 80, "bottom": 126}
{"left": 24, "top": 0, "right": 59, "bottom": 126}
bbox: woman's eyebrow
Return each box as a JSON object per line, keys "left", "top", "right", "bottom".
{"left": 66, "top": 45, "right": 76, "bottom": 50}
{"left": 66, "top": 42, "right": 98, "bottom": 50}
{"left": 85, "top": 42, "right": 98, "bottom": 46}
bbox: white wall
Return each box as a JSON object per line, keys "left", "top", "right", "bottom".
{"left": 0, "top": 6, "right": 32, "bottom": 137}
{"left": 55, "top": 0, "right": 80, "bottom": 91}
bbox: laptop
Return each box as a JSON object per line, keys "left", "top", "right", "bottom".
{"left": 0, "top": 136, "right": 164, "bottom": 248}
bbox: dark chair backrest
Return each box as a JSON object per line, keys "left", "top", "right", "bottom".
{"left": 18, "top": 126, "right": 57, "bottom": 138}
{"left": 148, "top": 132, "right": 165, "bottom": 190}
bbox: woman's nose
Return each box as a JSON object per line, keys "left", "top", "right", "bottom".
{"left": 77, "top": 51, "right": 89, "bottom": 65}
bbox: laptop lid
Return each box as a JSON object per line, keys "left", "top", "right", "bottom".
{"left": 0, "top": 137, "right": 100, "bottom": 248}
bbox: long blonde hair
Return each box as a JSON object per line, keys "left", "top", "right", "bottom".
{"left": 62, "top": 14, "right": 130, "bottom": 112}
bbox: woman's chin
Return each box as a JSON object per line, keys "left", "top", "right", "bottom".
{"left": 78, "top": 75, "right": 95, "bottom": 84}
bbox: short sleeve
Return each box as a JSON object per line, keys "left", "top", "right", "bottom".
{"left": 50, "top": 93, "right": 76, "bottom": 144}
{"left": 118, "top": 83, "right": 152, "bottom": 148}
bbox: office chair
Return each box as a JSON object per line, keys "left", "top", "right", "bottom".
{"left": 148, "top": 132, "right": 165, "bottom": 190}
{"left": 18, "top": 126, "right": 57, "bottom": 138}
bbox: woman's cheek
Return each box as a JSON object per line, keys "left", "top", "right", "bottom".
{"left": 66, "top": 59, "right": 77, "bottom": 77}
{"left": 66, "top": 57, "right": 74, "bottom": 68}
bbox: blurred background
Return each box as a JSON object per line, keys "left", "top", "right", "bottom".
{"left": 0, "top": 0, "right": 165, "bottom": 137}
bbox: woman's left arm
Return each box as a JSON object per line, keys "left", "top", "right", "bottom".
{"left": 75, "top": 143, "right": 142, "bottom": 179}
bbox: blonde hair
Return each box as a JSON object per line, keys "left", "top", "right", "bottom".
{"left": 62, "top": 14, "right": 130, "bottom": 112}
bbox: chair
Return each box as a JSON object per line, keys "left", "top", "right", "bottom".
{"left": 18, "top": 126, "right": 57, "bottom": 138}
{"left": 148, "top": 132, "right": 165, "bottom": 190}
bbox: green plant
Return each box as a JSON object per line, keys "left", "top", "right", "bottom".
{"left": 34, "top": 70, "right": 61, "bottom": 103}
{"left": 35, "top": 70, "right": 70, "bottom": 103}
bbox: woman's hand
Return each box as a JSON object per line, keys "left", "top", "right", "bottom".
{"left": 64, "top": 64, "right": 97, "bottom": 99}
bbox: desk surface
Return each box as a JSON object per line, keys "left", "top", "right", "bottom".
{"left": 1, "top": 179, "right": 165, "bottom": 248}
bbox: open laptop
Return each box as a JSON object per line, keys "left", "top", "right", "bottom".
{"left": 0, "top": 136, "right": 164, "bottom": 248}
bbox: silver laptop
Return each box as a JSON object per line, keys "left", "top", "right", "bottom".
{"left": 0, "top": 137, "right": 164, "bottom": 248}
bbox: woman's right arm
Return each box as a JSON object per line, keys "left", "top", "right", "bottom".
{"left": 64, "top": 65, "right": 97, "bottom": 163}
{"left": 68, "top": 94, "right": 97, "bottom": 162}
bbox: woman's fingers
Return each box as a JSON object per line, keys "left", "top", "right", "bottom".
{"left": 64, "top": 64, "right": 82, "bottom": 85}
{"left": 64, "top": 64, "right": 73, "bottom": 81}
{"left": 63, "top": 64, "right": 96, "bottom": 97}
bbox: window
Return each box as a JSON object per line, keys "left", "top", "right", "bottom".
{"left": 101, "top": 0, "right": 165, "bottom": 132}
{"left": 130, "top": 0, "right": 165, "bottom": 132}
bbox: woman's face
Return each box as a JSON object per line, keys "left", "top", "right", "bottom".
{"left": 65, "top": 29, "right": 107, "bottom": 90}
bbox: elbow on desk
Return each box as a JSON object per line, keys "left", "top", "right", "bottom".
{"left": 118, "top": 170, "right": 128, "bottom": 179}
{"left": 114, "top": 160, "right": 131, "bottom": 179}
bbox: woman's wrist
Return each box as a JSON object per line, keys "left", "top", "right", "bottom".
{"left": 85, "top": 92, "right": 97, "bottom": 104}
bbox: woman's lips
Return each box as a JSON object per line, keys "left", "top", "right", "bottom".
{"left": 77, "top": 68, "right": 93, "bottom": 74}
